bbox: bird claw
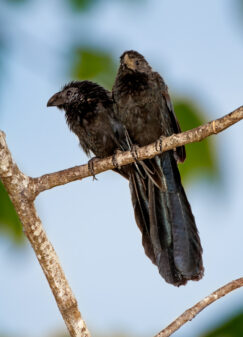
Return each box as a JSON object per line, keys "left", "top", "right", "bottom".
{"left": 112, "top": 150, "right": 122, "bottom": 169}
{"left": 124, "top": 128, "right": 140, "bottom": 162}
{"left": 131, "top": 144, "right": 139, "bottom": 162}
{"left": 130, "top": 145, "right": 147, "bottom": 178}
{"left": 155, "top": 136, "right": 164, "bottom": 152}
{"left": 88, "top": 157, "right": 99, "bottom": 181}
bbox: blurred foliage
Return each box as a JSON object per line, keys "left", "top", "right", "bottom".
{"left": 201, "top": 310, "right": 243, "bottom": 337}
{"left": 68, "top": 0, "right": 98, "bottom": 11}
{"left": 68, "top": 0, "right": 145, "bottom": 11}
{"left": 0, "top": 31, "right": 23, "bottom": 243}
{"left": 4, "top": 0, "right": 145, "bottom": 11}
{"left": 0, "top": 180, "right": 23, "bottom": 243}
{"left": 174, "top": 100, "right": 218, "bottom": 183}
{"left": 0, "top": 30, "right": 22, "bottom": 243}
{"left": 71, "top": 47, "right": 117, "bottom": 89}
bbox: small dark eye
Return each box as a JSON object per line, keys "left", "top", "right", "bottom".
{"left": 67, "top": 90, "right": 71, "bottom": 96}
{"left": 135, "top": 60, "right": 139, "bottom": 66}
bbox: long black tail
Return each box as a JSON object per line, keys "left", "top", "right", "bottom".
{"left": 128, "top": 151, "right": 203, "bottom": 286}
{"left": 148, "top": 151, "right": 203, "bottom": 285}
{"left": 128, "top": 168, "right": 156, "bottom": 265}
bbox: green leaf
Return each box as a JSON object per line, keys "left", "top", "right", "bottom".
{"left": 68, "top": 0, "right": 98, "bottom": 11}
{"left": 174, "top": 100, "right": 219, "bottom": 183}
{"left": 71, "top": 48, "right": 117, "bottom": 90}
{"left": 0, "top": 180, "right": 24, "bottom": 243}
{"left": 201, "top": 310, "right": 243, "bottom": 337}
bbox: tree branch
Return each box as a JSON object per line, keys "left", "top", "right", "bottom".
{"left": 32, "top": 105, "right": 243, "bottom": 198}
{"left": 154, "top": 278, "right": 243, "bottom": 337}
{"left": 0, "top": 105, "right": 242, "bottom": 337}
{"left": 0, "top": 132, "right": 91, "bottom": 337}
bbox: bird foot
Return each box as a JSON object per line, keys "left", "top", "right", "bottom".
{"left": 124, "top": 128, "right": 140, "bottom": 163}
{"left": 112, "top": 150, "right": 122, "bottom": 169}
{"left": 131, "top": 144, "right": 139, "bottom": 162}
{"left": 155, "top": 136, "right": 165, "bottom": 152}
{"left": 88, "top": 157, "right": 99, "bottom": 181}
{"left": 130, "top": 145, "right": 147, "bottom": 178}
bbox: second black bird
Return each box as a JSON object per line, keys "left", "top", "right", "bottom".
{"left": 112, "top": 50, "right": 204, "bottom": 286}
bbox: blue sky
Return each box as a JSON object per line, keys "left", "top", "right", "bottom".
{"left": 0, "top": 0, "right": 243, "bottom": 336}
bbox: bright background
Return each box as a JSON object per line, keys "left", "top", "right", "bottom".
{"left": 0, "top": 1, "right": 243, "bottom": 336}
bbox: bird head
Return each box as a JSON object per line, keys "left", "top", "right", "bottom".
{"left": 47, "top": 81, "right": 111, "bottom": 114}
{"left": 120, "top": 50, "right": 151, "bottom": 74}
{"left": 47, "top": 84, "right": 81, "bottom": 109}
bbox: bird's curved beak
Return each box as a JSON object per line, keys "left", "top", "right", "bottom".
{"left": 47, "top": 91, "right": 64, "bottom": 107}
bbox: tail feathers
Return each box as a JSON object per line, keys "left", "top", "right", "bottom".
{"left": 126, "top": 151, "right": 203, "bottom": 286}
{"left": 149, "top": 152, "right": 204, "bottom": 286}
{"left": 169, "top": 190, "right": 203, "bottom": 279}
{"left": 148, "top": 179, "right": 184, "bottom": 285}
{"left": 129, "top": 169, "right": 156, "bottom": 265}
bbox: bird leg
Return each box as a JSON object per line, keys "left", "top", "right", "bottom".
{"left": 123, "top": 127, "right": 140, "bottom": 162}
{"left": 112, "top": 149, "right": 123, "bottom": 169}
{"left": 130, "top": 144, "right": 139, "bottom": 161}
{"left": 88, "top": 157, "right": 99, "bottom": 181}
{"left": 155, "top": 135, "right": 165, "bottom": 152}
{"left": 123, "top": 127, "right": 147, "bottom": 178}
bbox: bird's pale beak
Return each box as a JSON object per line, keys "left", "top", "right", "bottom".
{"left": 47, "top": 92, "right": 64, "bottom": 107}
{"left": 123, "top": 54, "right": 135, "bottom": 70}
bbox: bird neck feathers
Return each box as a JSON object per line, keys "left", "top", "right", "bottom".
{"left": 115, "top": 70, "right": 149, "bottom": 95}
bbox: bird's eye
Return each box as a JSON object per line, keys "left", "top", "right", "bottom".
{"left": 135, "top": 60, "right": 139, "bottom": 66}
{"left": 67, "top": 90, "right": 71, "bottom": 96}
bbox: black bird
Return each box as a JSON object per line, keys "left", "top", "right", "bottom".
{"left": 112, "top": 50, "right": 204, "bottom": 286}
{"left": 47, "top": 81, "right": 124, "bottom": 158}
{"left": 47, "top": 80, "right": 156, "bottom": 266}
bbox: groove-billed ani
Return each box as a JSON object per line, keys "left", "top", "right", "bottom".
{"left": 47, "top": 80, "right": 156, "bottom": 266}
{"left": 112, "top": 50, "right": 204, "bottom": 286}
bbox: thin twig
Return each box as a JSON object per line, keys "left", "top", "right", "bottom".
{"left": 32, "top": 105, "right": 243, "bottom": 198}
{"left": 155, "top": 278, "right": 243, "bottom": 337}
